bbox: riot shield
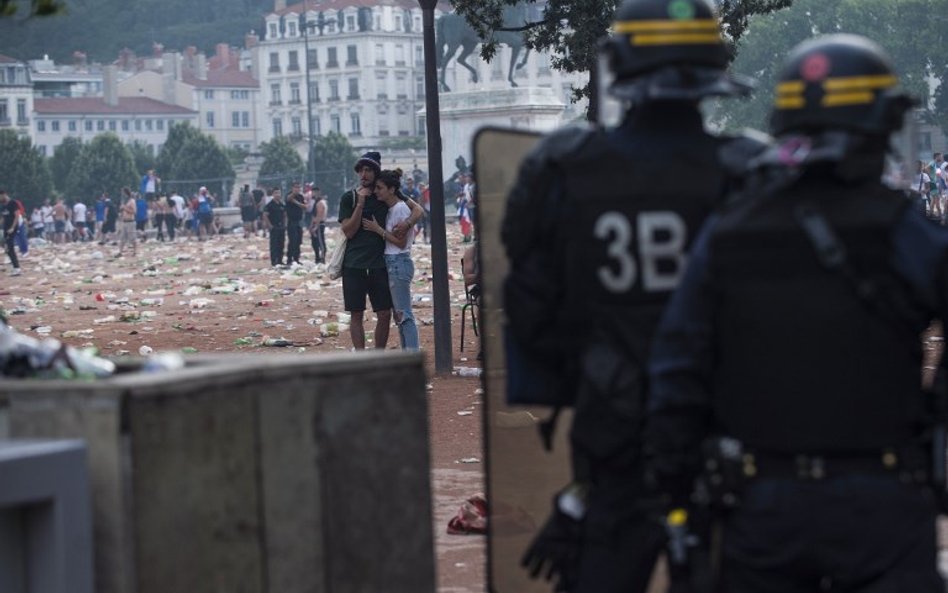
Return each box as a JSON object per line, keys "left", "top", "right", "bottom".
{"left": 473, "top": 127, "right": 574, "bottom": 593}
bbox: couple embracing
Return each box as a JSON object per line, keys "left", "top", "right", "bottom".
{"left": 338, "top": 152, "right": 425, "bottom": 351}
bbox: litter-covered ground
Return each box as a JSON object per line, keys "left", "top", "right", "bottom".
{"left": 1, "top": 224, "right": 487, "bottom": 593}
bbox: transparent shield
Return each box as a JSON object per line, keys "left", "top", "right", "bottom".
{"left": 473, "top": 127, "right": 574, "bottom": 593}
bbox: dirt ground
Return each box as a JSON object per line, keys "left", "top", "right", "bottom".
{"left": 0, "top": 224, "right": 486, "bottom": 593}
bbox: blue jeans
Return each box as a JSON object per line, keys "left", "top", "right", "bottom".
{"left": 385, "top": 252, "right": 419, "bottom": 350}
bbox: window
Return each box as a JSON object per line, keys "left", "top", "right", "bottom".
{"left": 350, "top": 112, "right": 361, "bottom": 135}
{"left": 69, "top": 119, "right": 77, "bottom": 131}
{"left": 97, "top": 119, "right": 104, "bottom": 131}
{"left": 375, "top": 44, "right": 385, "bottom": 65}
{"left": 288, "top": 21, "right": 298, "bottom": 36}
{"left": 205, "top": 112, "right": 214, "bottom": 127}
{"left": 268, "top": 22, "right": 278, "bottom": 39}
{"left": 16, "top": 99, "right": 26, "bottom": 123}
{"left": 330, "top": 114, "right": 340, "bottom": 133}
{"left": 145, "top": 119, "right": 153, "bottom": 131}
{"left": 272, "top": 118, "right": 283, "bottom": 137}
{"left": 288, "top": 50, "right": 300, "bottom": 71}
{"left": 414, "top": 16, "right": 421, "bottom": 32}
{"left": 377, "top": 71, "right": 388, "bottom": 98}
{"left": 415, "top": 77, "right": 424, "bottom": 99}
{"left": 396, "top": 74, "right": 407, "bottom": 99}
{"left": 156, "top": 119, "right": 164, "bottom": 130}
{"left": 135, "top": 120, "right": 141, "bottom": 131}
{"left": 415, "top": 46, "right": 423, "bottom": 65}
{"left": 242, "top": 111, "right": 250, "bottom": 127}
{"left": 270, "top": 84, "right": 282, "bottom": 105}
{"left": 269, "top": 52, "right": 280, "bottom": 73}
{"left": 346, "top": 15, "right": 355, "bottom": 31}
{"left": 230, "top": 89, "right": 249, "bottom": 100}
{"left": 394, "top": 45, "right": 405, "bottom": 66}
{"left": 108, "top": 120, "right": 116, "bottom": 131}
{"left": 374, "top": 15, "right": 381, "bottom": 30}
{"left": 290, "top": 82, "right": 301, "bottom": 104}
{"left": 329, "top": 79, "right": 339, "bottom": 101}
{"left": 85, "top": 120, "right": 93, "bottom": 131}
{"left": 394, "top": 14, "right": 402, "bottom": 31}
{"left": 313, "top": 116, "right": 321, "bottom": 136}
{"left": 307, "top": 48, "right": 318, "bottom": 69}
{"left": 232, "top": 111, "right": 240, "bottom": 127}
{"left": 37, "top": 120, "right": 45, "bottom": 132}
{"left": 327, "top": 47, "right": 338, "bottom": 68}
{"left": 37, "top": 145, "right": 46, "bottom": 156}
{"left": 291, "top": 116, "right": 302, "bottom": 136}
{"left": 0, "top": 100, "right": 7, "bottom": 122}
{"left": 346, "top": 45, "right": 358, "bottom": 66}
{"left": 309, "top": 82, "right": 320, "bottom": 102}
{"left": 121, "top": 120, "right": 128, "bottom": 131}
{"left": 52, "top": 120, "right": 59, "bottom": 132}
{"left": 347, "top": 78, "right": 359, "bottom": 99}
{"left": 378, "top": 115, "right": 389, "bottom": 136}
{"left": 204, "top": 89, "right": 214, "bottom": 99}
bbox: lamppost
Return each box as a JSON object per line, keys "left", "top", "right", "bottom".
{"left": 300, "top": 4, "right": 335, "bottom": 182}
{"left": 419, "top": 0, "right": 453, "bottom": 374}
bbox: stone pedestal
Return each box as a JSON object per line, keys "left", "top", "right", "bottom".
{"left": 421, "top": 86, "right": 565, "bottom": 178}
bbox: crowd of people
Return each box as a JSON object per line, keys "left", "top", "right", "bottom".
{"left": 914, "top": 153, "right": 948, "bottom": 223}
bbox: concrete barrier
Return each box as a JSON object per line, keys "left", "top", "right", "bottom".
{"left": 1, "top": 351, "right": 435, "bottom": 593}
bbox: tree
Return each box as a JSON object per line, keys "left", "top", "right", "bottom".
{"left": 0, "top": 130, "right": 53, "bottom": 209}
{"left": 707, "top": 0, "right": 945, "bottom": 133}
{"left": 451, "top": 0, "right": 794, "bottom": 106}
{"left": 127, "top": 140, "right": 157, "bottom": 176}
{"left": 168, "top": 133, "right": 235, "bottom": 202}
{"left": 312, "top": 132, "right": 358, "bottom": 213}
{"left": 156, "top": 122, "right": 202, "bottom": 179}
{"left": 258, "top": 136, "right": 306, "bottom": 189}
{"left": 49, "top": 136, "right": 82, "bottom": 195}
{"left": 0, "top": 0, "right": 63, "bottom": 18}
{"left": 66, "top": 133, "right": 137, "bottom": 203}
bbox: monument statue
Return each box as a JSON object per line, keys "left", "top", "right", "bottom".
{"left": 435, "top": 4, "right": 531, "bottom": 92}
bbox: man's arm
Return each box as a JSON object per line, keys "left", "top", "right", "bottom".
{"left": 339, "top": 189, "right": 366, "bottom": 239}
{"left": 262, "top": 205, "right": 272, "bottom": 230}
{"left": 392, "top": 198, "right": 424, "bottom": 237}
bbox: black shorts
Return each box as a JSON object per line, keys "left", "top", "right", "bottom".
{"left": 135, "top": 220, "right": 146, "bottom": 231}
{"left": 241, "top": 206, "right": 257, "bottom": 222}
{"left": 342, "top": 267, "right": 392, "bottom": 312}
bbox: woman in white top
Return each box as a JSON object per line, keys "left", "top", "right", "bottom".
{"left": 362, "top": 168, "right": 419, "bottom": 350}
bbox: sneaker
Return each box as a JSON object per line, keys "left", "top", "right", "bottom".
{"left": 10, "top": 267, "right": 21, "bottom": 276}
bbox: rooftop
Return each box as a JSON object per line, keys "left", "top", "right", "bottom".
{"left": 34, "top": 97, "right": 196, "bottom": 115}
{"left": 182, "top": 69, "right": 258, "bottom": 89}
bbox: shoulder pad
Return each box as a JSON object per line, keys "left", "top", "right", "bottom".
{"left": 718, "top": 128, "right": 773, "bottom": 177}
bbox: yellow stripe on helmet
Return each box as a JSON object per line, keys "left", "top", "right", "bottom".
{"left": 822, "top": 74, "right": 898, "bottom": 92}
{"left": 631, "top": 33, "right": 722, "bottom": 46}
{"left": 821, "top": 91, "right": 875, "bottom": 107}
{"left": 774, "top": 96, "right": 805, "bottom": 110}
{"left": 775, "top": 80, "right": 805, "bottom": 95}
{"left": 613, "top": 18, "right": 720, "bottom": 33}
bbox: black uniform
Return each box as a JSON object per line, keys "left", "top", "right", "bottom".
{"left": 285, "top": 192, "right": 305, "bottom": 265}
{"left": 647, "top": 171, "right": 948, "bottom": 593}
{"left": 3, "top": 198, "right": 19, "bottom": 270}
{"left": 504, "top": 102, "right": 743, "bottom": 593}
{"left": 264, "top": 198, "right": 287, "bottom": 266}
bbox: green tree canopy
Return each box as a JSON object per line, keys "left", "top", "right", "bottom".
{"left": 49, "top": 136, "right": 82, "bottom": 195}
{"left": 258, "top": 136, "right": 306, "bottom": 189}
{"left": 66, "top": 133, "right": 137, "bottom": 203}
{"left": 0, "top": 130, "right": 52, "bottom": 209}
{"left": 127, "top": 140, "right": 157, "bottom": 177}
{"left": 708, "top": 0, "right": 945, "bottom": 134}
{"left": 155, "top": 122, "right": 202, "bottom": 179}
{"left": 167, "top": 133, "right": 235, "bottom": 201}
{"left": 451, "top": 0, "right": 794, "bottom": 105}
{"left": 312, "top": 132, "right": 358, "bottom": 213}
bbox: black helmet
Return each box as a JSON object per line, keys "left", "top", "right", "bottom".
{"left": 770, "top": 34, "right": 917, "bottom": 137}
{"left": 603, "top": 0, "right": 751, "bottom": 101}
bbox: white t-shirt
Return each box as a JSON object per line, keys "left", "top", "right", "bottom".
{"left": 384, "top": 201, "right": 413, "bottom": 255}
{"left": 916, "top": 172, "right": 931, "bottom": 194}
{"left": 73, "top": 202, "right": 87, "bottom": 224}
{"left": 170, "top": 194, "right": 185, "bottom": 218}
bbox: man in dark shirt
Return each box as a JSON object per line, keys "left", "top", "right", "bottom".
{"left": 1, "top": 190, "right": 21, "bottom": 275}
{"left": 263, "top": 188, "right": 287, "bottom": 267}
{"left": 285, "top": 181, "right": 306, "bottom": 265}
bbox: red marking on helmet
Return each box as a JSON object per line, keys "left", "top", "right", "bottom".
{"left": 801, "top": 53, "right": 830, "bottom": 82}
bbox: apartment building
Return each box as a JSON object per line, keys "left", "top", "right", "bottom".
{"left": 0, "top": 55, "right": 34, "bottom": 136}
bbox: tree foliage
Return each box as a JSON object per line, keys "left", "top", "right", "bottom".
{"left": 312, "top": 132, "right": 358, "bottom": 213}
{"left": 707, "top": 0, "right": 946, "bottom": 133}
{"left": 49, "top": 136, "right": 82, "bottom": 195}
{"left": 167, "top": 133, "right": 235, "bottom": 200}
{"left": 0, "top": 0, "right": 63, "bottom": 19}
{"left": 0, "top": 130, "right": 52, "bottom": 208}
{"left": 66, "top": 133, "right": 137, "bottom": 203}
{"left": 127, "top": 140, "right": 156, "bottom": 176}
{"left": 451, "top": 0, "right": 794, "bottom": 103}
{"left": 258, "top": 136, "right": 306, "bottom": 187}
{"left": 155, "top": 122, "right": 201, "bottom": 179}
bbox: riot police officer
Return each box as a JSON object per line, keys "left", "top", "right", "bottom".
{"left": 501, "top": 0, "right": 761, "bottom": 590}
{"left": 645, "top": 34, "right": 948, "bottom": 592}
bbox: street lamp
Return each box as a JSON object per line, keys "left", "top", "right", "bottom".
{"left": 419, "top": 0, "right": 453, "bottom": 375}
{"left": 301, "top": 3, "right": 335, "bottom": 182}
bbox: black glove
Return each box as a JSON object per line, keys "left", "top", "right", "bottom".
{"left": 521, "top": 487, "right": 586, "bottom": 592}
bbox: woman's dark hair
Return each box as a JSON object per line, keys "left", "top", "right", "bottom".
{"left": 377, "top": 168, "right": 407, "bottom": 200}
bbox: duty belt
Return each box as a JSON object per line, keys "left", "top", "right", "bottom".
{"left": 742, "top": 449, "right": 929, "bottom": 484}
